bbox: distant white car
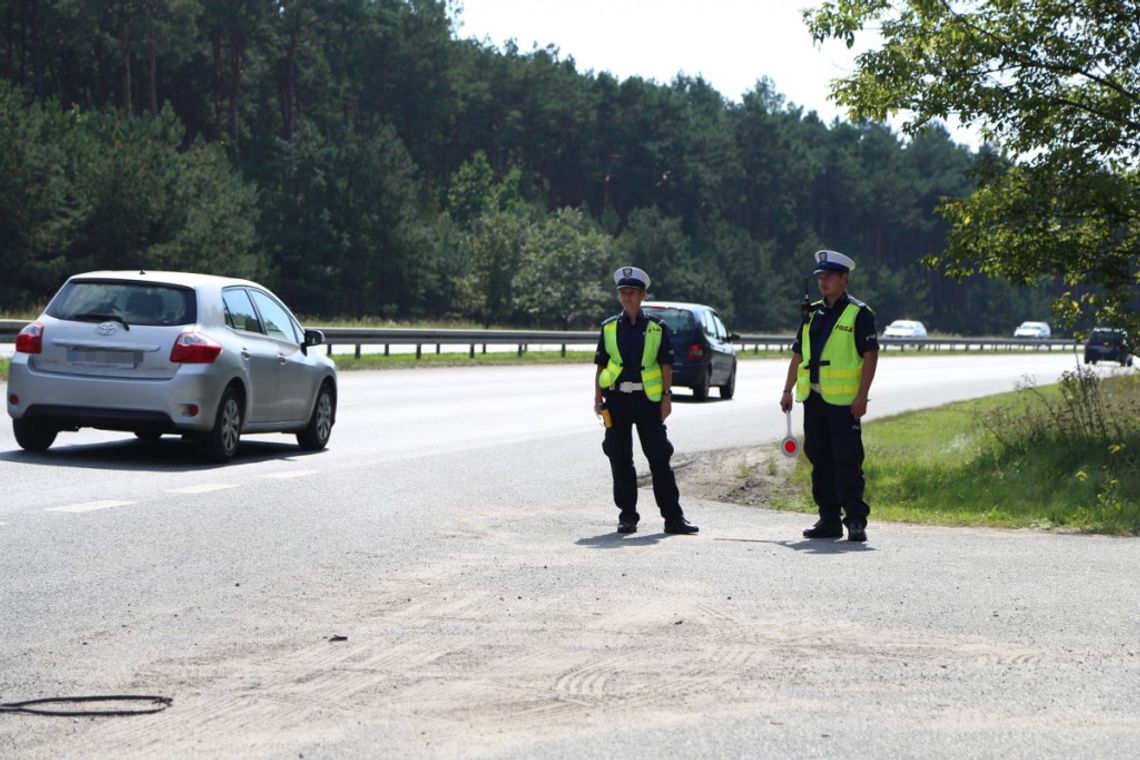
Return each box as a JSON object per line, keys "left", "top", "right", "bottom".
{"left": 882, "top": 319, "right": 928, "bottom": 338}
{"left": 1014, "top": 321, "right": 1052, "bottom": 339}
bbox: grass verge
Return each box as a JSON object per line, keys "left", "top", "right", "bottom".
{"left": 784, "top": 369, "right": 1140, "bottom": 535}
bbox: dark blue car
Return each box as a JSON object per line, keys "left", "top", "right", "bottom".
{"left": 643, "top": 301, "right": 738, "bottom": 401}
{"left": 1084, "top": 327, "right": 1133, "bottom": 366}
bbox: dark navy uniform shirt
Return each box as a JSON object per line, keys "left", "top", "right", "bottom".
{"left": 594, "top": 311, "right": 675, "bottom": 384}
{"left": 791, "top": 292, "right": 879, "bottom": 384}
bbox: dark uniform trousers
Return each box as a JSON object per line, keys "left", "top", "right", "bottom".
{"left": 803, "top": 391, "right": 870, "bottom": 526}
{"left": 601, "top": 390, "right": 682, "bottom": 523}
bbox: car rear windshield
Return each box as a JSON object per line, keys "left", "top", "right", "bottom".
{"left": 1089, "top": 330, "right": 1122, "bottom": 345}
{"left": 643, "top": 307, "right": 695, "bottom": 335}
{"left": 47, "top": 279, "right": 196, "bottom": 326}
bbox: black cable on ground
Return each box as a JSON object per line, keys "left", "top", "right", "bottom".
{"left": 0, "top": 695, "right": 172, "bottom": 717}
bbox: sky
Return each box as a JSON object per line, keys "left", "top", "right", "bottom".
{"left": 452, "top": 0, "right": 979, "bottom": 148}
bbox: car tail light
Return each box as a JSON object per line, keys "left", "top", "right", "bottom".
{"left": 170, "top": 331, "right": 223, "bottom": 363}
{"left": 15, "top": 322, "right": 44, "bottom": 354}
{"left": 687, "top": 343, "right": 705, "bottom": 361}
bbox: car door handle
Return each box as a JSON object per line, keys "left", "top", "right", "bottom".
{"left": 277, "top": 354, "right": 288, "bottom": 365}
{"left": 240, "top": 349, "right": 251, "bottom": 360}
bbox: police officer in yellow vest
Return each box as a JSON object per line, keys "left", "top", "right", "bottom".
{"left": 780, "top": 250, "right": 879, "bottom": 542}
{"left": 594, "top": 266, "right": 699, "bottom": 535}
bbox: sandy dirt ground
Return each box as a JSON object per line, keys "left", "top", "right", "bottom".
{"left": 5, "top": 443, "right": 1138, "bottom": 760}
{"left": 672, "top": 445, "right": 801, "bottom": 511}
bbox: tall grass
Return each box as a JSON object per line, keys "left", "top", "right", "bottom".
{"left": 972, "top": 368, "right": 1140, "bottom": 533}
{"left": 836, "top": 369, "right": 1140, "bottom": 534}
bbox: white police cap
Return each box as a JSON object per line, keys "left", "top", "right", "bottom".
{"left": 813, "top": 249, "right": 855, "bottom": 275}
{"left": 613, "top": 265, "right": 651, "bottom": 290}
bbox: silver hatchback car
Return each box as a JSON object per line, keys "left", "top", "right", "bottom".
{"left": 6, "top": 270, "right": 337, "bottom": 462}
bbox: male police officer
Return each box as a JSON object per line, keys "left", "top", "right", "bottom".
{"left": 594, "top": 266, "right": 699, "bottom": 535}
{"left": 779, "top": 250, "right": 879, "bottom": 542}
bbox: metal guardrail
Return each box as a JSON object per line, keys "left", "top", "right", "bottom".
{"left": 2, "top": 318, "right": 30, "bottom": 335}
{"left": 318, "top": 326, "right": 599, "bottom": 358}
{"left": 852, "top": 336, "right": 1079, "bottom": 352}
{"left": 1, "top": 318, "right": 1081, "bottom": 358}
{"left": 304, "top": 329, "right": 1082, "bottom": 357}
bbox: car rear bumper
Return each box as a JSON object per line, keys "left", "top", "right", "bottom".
{"left": 669, "top": 363, "right": 708, "bottom": 386}
{"left": 20, "top": 404, "right": 175, "bottom": 432}
{"left": 6, "top": 360, "right": 227, "bottom": 432}
{"left": 1085, "top": 347, "right": 1125, "bottom": 360}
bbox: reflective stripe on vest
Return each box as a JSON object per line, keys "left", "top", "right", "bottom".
{"left": 598, "top": 319, "right": 664, "bottom": 401}
{"left": 795, "top": 303, "right": 863, "bottom": 405}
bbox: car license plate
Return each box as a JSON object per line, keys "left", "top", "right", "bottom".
{"left": 67, "top": 349, "right": 138, "bottom": 368}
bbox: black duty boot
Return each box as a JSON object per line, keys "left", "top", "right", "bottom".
{"left": 803, "top": 520, "right": 844, "bottom": 539}
{"left": 664, "top": 518, "right": 699, "bottom": 535}
{"left": 617, "top": 511, "right": 639, "bottom": 534}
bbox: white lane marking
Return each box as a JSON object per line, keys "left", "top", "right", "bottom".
{"left": 47, "top": 500, "right": 136, "bottom": 513}
{"left": 167, "top": 483, "right": 237, "bottom": 495}
{"left": 259, "top": 470, "right": 318, "bottom": 480}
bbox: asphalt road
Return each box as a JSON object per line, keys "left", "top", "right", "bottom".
{"left": 2, "top": 353, "right": 1138, "bottom": 759}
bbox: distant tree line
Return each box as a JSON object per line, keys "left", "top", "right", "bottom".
{"left": 0, "top": 0, "right": 1060, "bottom": 334}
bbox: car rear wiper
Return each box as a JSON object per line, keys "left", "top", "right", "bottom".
{"left": 71, "top": 313, "right": 131, "bottom": 331}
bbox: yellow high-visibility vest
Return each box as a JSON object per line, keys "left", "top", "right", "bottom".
{"left": 796, "top": 302, "right": 863, "bottom": 404}
{"left": 598, "top": 317, "right": 664, "bottom": 401}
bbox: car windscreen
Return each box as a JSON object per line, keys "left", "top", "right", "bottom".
{"left": 46, "top": 279, "right": 196, "bottom": 326}
{"left": 643, "top": 307, "right": 695, "bottom": 336}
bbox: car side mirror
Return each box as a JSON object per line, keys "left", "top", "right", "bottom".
{"left": 304, "top": 329, "right": 324, "bottom": 347}
{"left": 728, "top": 333, "right": 741, "bottom": 341}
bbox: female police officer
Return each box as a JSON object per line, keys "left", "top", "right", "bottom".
{"left": 780, "top": 250, "right": 878, "bottom": 542}
{"left": 593, "top": 266, "right": 699, "bottom": 535}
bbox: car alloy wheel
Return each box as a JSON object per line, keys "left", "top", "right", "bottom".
{"left": 297, "top": 384, "right": 334, "bottom": 451}
{"left": 198, "top": 387, "right": 242, "bottom": 463}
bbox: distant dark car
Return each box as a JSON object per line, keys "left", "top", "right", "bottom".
{"left": 642, "top": 301, "right": 738, "bottom": 401}
{"left": 1084, "top": 327, "right": 1133, "bottom": 366}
